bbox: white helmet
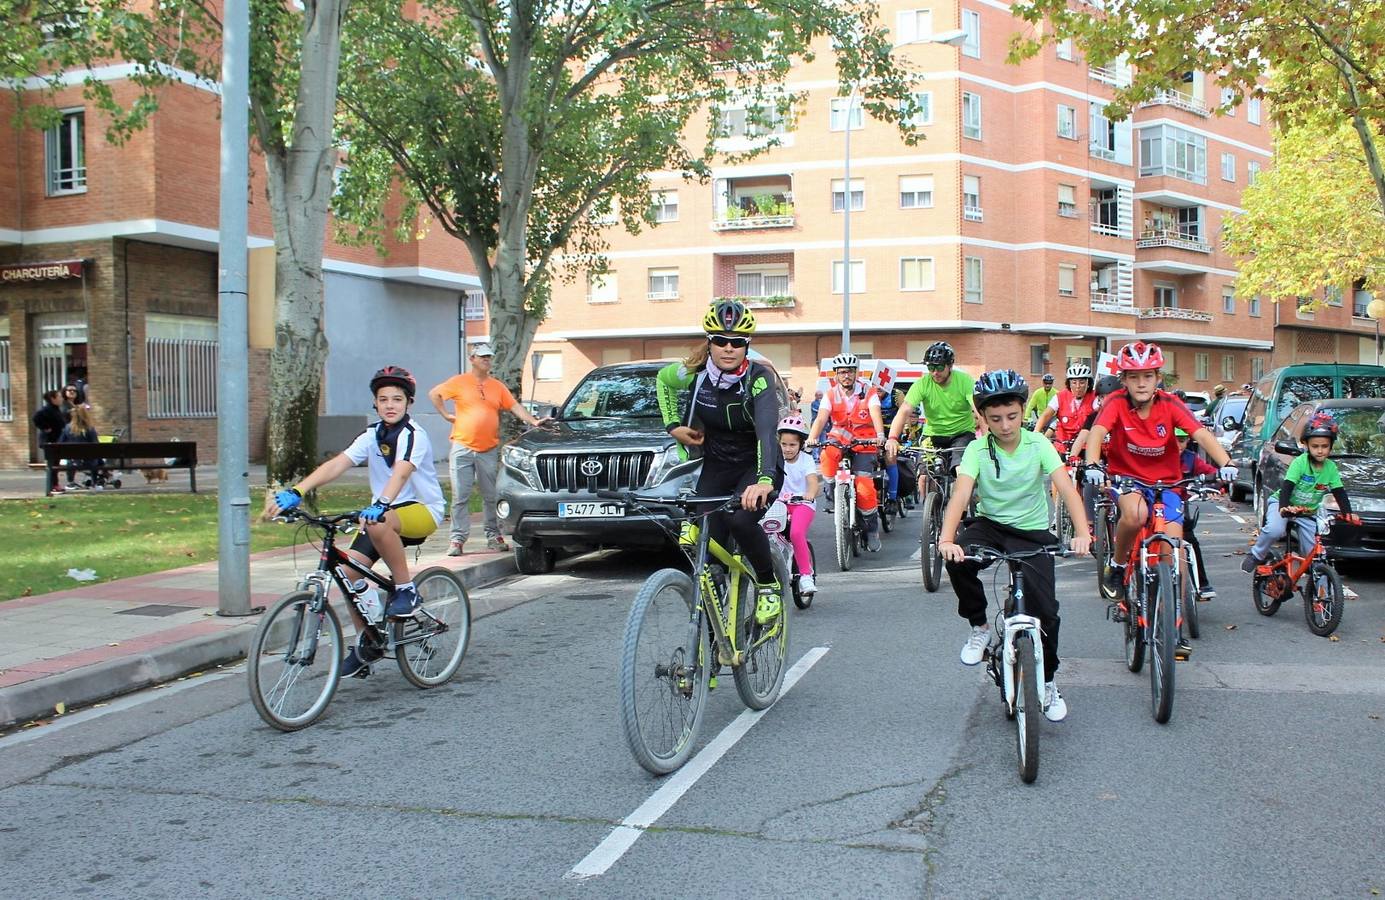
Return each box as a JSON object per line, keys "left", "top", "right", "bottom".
{"left": 831, "top": 353, "right": 859, "bottom": 370}
{"left": 1066, "top": 361, "right": 1093, "bottom": 381}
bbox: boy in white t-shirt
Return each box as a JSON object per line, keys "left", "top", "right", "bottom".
{"left": 265, "top": 365, "right": 445, "bottom": 677}
{"left": 777, "top": 415, "right": 821, "bottom": 595}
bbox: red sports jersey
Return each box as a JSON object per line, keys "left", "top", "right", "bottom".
{"left": 1051, "top": 389, "right": 1096, "bottom": 443}
{"left": 1094, "top": 391, "right": 1203, "bottom": 483}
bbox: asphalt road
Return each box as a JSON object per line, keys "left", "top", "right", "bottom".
{"left": 1, "top": 498, "right": 1383, "bottom": 898}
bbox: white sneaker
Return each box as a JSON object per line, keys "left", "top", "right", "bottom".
{"left": 960, "top": 626, "right": 989, "bottom": 666}
{"left": 798, "top": 573, "right": 817, "bottom": 595}
{"left": 1043, "top": 682, "right": 1068, "bottom": 722}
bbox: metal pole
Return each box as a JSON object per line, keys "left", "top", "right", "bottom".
{"left": 841, "top": 88, "right": 856, "bottom": 355}
{"left": 216, "top": 0, "right": 252, "bottom": 617}
{"left": 1376, "top": 319, "right": 1380, "bottom": 367}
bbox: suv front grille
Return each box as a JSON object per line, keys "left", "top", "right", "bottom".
{"left": 535, "top": 451, "right": 656, "bottom": 493}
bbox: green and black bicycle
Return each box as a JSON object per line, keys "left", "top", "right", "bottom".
{"left": 604, "top": 489, "right": 790, "bottom": 775}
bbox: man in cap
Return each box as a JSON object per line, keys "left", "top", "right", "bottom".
{"left": 429, "top": 342, "right": 550, "bottom": 555}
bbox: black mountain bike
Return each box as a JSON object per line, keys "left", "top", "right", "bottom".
{"left": 248, "top": 509, "right": 472, "bottom": 731}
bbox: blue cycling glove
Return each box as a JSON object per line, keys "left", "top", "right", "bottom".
{"left": 274, "top": 488, "right": 302, "bottom": 511}
{"left": 360, "top": 502, "right": 389, "bottom": 524}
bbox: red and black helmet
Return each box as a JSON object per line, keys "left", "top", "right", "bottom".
{"left": 1303, "top": 411, "right": 1339, "bottom": 443}
{"left": 370, "top": 365, "right": 416, "bottom": 400}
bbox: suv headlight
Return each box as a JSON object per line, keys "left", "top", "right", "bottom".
{"left": 502, "top": 445, "right": 534, "bottom": 470}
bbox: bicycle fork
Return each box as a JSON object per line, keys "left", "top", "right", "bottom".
{"left": 998, "top": 616, "right": 1046, "bottom": 714}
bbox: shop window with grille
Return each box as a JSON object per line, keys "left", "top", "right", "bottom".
{"left": 146, "top": 315, "right": 218, "bottom": 418}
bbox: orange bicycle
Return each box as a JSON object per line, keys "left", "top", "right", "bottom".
{"left": 1251, "top": 508, "right": 1349, "bottom": 637}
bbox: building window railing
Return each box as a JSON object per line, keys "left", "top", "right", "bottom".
{"left": 963, "top": 205, "right": 984, "bottom": 222}
{"left": 0, "top": 340, "right": 11, "bottom": 421}
{"left": 45, "top": 110, "right": 87, "bottom": 196}
{"left": 711, "top": 203, "right": 796, "bottom": 231}
{"left": 1139, "top": 90, "right": 1211, "bottom": 117}
{"left": 147, "top": 338, "right": 218, "bottom": 418}
{"left": 1135, "top": 229, "right": 1212, "bottom": 253}
{"left": 1090, "top": 292, "right": 1137, "bottom": 314}
{"left": 1137, "top": 307, "right": 1213, "bottom": 322}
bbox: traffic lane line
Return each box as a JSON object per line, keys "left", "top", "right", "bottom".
{"left": 565, "top": 646, "right": 831, "bottom": 881}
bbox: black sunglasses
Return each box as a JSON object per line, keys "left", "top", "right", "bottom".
{"left": 927, "top": 363, "right": 948, "bottom": 372}
{"left": 708, "top": 335, "right": 751, "bottom": 349}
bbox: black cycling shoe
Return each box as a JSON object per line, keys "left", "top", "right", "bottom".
{"left": 1175, "top": 637, "right": 1192, "bottom": 660}
{"left": 1104, "top": 563, "right": 1126, "bottom": 599}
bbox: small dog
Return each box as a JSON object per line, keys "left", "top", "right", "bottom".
{"left": 142, "top": 467, "right": 169, "bottom": 484}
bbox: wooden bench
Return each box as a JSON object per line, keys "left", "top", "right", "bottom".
{"left": 43, "top": 441, "right": 199, "bottom": 495}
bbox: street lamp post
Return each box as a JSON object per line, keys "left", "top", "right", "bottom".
{"left": 840, "top": 29, "right": 968, "bottom": 355}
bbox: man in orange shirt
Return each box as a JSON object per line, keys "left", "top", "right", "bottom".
{"left": 429, "top": 343, "right": 549, "bottom": 555}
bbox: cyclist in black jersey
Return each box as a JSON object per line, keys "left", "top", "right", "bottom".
{"left": 657, "top": 300, "right": 785, "bottom": 623}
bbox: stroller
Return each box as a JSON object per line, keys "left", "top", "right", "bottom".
{"left": 75, "top": 428, "right": 125, "bottom": 490}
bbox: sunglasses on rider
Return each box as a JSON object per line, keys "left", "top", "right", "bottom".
{"left": 708, "top": 335, "right": 751, "bottom": 349}
{"left": 927, "top": 363, "right": 948, "bottom": 372}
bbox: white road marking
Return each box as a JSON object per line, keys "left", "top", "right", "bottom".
{"left": 0, "top": 667, "right": 242, "bottom": 750}
{"left": 565, "top": 646, "right": 831, "bottom": 881}
{"left": 1344, "top": 584, "right": 1359, "bottom": 600}
{"left": 1229, "top": 514, "right": 1246, "bottom": 524}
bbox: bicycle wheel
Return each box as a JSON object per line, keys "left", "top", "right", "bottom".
{"left": 734, "top": 553, "right": 789, "bottom": 710}
{"left": 1150, "top": 560, "right": 1177, "bottom": 724}
{"left": 920, "top": 492, "right": 943, "bottom": 593}
{"left": 792, "top": 543, "right": 817, "bottom": 610}
{"left": 395, "top": 567, "right": 472, "bottom": 688}
{"left": 248, "top": 590, "right": 343, "bottom": 732}
{"left": 834, "top": 482, "right": 853, "bottom": 572}
{"left": 1184, "top": 549, "right": 1201, "bottom": 640}
{"left": 880, "top": 490, "right": 894, "bottom": 534}
{"left": 1124, "top": 573, "right": 1145, "bottom": 673}
{"left": 1303, "top": 562, "right": 1345, "bottom": 637}
{"left": 1251, "top": 565, "right": 1285, "bottom": 617}
{"left": 1014, "top": 632, "right": 1041, "bottom": 784}
{"left": 619, "top": 568, "right": 711, "bottom": 775}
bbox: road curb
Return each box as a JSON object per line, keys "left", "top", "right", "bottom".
{"left": 0, "top": 555, "right": 518, "bottom": 729}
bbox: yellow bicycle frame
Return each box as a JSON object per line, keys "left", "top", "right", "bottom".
{"left": 680, "top": 520, "right": 768, "bottom": 666}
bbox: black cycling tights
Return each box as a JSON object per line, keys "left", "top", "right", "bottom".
{"left": 697, "top": 461, "right": 777, "bottom": 584}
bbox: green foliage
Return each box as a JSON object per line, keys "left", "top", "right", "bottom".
{"left": 331, "top": 0, "right": 918, "bottom": 319}
{"left": 1224, "top": 120, "right": 1385, "bottom": 304}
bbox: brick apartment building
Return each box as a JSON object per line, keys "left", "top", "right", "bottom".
{"left": 0, "top": 71, "right": 484, "bottom": 467}
{"left": 525, "top": 1, "right": 1381, "bottom": 405}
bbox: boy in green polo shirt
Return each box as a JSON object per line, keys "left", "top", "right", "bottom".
{"left": 1243, "top": 411, "right": 1358, "bottom": 572}
{"left": 938, "top": 370, "right": 1091, "bottom": 723}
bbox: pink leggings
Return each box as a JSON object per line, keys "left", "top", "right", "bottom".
{"left": 786, "top": 502, "right": 816, "bottom": 576}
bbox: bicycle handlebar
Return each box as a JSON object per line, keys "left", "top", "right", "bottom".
{"left": 272, "top": 508, "right": 363, "bottom": 533}
{"left": 960, "top": 545, "right": 1071, "bottom": 564}
{"left": 818, "top": 437, "right": 880, "bottom": 450}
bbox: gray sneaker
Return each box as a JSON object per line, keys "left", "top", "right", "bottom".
{"left": 447, "top": 540, "right": 464, "bottom": 557}
{"left": 486, "top": 535, "right": 510, "bottom": 552}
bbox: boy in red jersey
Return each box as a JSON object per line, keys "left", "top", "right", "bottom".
{"left": 1083, "top": 342, "right": 1235, "bottom": 625}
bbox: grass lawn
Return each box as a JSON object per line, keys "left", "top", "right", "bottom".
{"left": 2, "top": 487, "right": 482, "bottom": 601}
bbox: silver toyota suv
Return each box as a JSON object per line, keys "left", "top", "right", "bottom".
{"left": 497, "top": 357, "right": 787, "bottom": 573}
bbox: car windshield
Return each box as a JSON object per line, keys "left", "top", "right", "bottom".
{"left": 1277, "top": 376, "right": 1333, "bottom": 422}
{"left": 1312, "top": 405, "right": 1385, "bottom": 456}
{"left": 560, "top": 371, "right": 662, "bottom": 420}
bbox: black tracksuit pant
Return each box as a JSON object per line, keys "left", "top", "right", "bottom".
{"left": 944, "top": 517, "right": 1062, "bottom": 681}
{"left": 697, "top": 460, "right": 782, "bottom": 584}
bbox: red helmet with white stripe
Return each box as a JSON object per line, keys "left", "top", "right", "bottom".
{"left": 1116, "top": 341, "right": 1165, "bottom": 373}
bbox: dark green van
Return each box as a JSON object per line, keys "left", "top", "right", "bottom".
{"left": 1228, "top": 363, "right": 1385, "bottom": 503}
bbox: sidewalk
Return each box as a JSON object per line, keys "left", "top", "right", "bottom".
{"left": 0, "top": 464, "right": 359, "bottom": 500}
{"left": 0, "top": 514, "right": 518, "bottom": 728}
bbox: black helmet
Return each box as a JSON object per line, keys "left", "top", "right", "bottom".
{"left": 1042, "top": 373, "right": 1055, "bottom": 384}
{"left": 923, "top": 341, "right": 955, "bottom": 366}
{"left": 370, "top": 365, "right": 417, "bottom": 400}
{"left": 1303, "top": 411, "right": 1339, "bottom": 443}
{"left": 1095, "top": 374, "right": 1121, "bottom": 397}
{"left": 973, "top": 369, "right": 1029, "bottom": 411}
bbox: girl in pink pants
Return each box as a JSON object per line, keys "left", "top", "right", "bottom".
{"left": 777, "top": 416, "right": 822, "bottom": 596}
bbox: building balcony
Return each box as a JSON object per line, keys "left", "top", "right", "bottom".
{"left": 1089, "top": 142, "right": 1117, "bottom": 162}
{"left": 711, "top": 208, "right": 796, "bottom": 232}
{"left": 1091, "top": 292, "right": 1138, "bottom": 315}
{"left": 646, "top": 291, "right": 680, "bottom": 302}
{"left": 1139, "top": 306, "right": 1213, "bottom": 323}
{"left": 1139, "top": 90, "right": 1211, "bottom": 117}
{"left": 1136, "top": 229, "right": 1211, "bottom": 253}
{"left": 1090, "top": 64, "right": 1131, "bottom": 87}
{"left": 1090, "top": 217, "right": 1122, "bottom": 238}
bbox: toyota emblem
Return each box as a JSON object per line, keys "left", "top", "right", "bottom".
{"left": 580, "top": 458, "right": 604, "bottom": 477}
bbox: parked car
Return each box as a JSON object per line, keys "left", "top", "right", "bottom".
{"left": 496, "top": 358, "right": 789, "bottom": 573}
{"left": 1204, "top": 392, "right": 1249, "bottom": 495}
{"left": 1180, "top": 390, "right": 1211, "bottom": 416}
{"left": 1254, "top": 398, "right": 1385, "bottom": 559}
{"left": 1227, "top": 363, "right": 1385, "bottom": 501}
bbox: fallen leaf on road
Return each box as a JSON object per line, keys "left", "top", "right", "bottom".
{"left": 1225, "top": 624, "right": 1238, "bottom": 631}
{"left": 54, "top": 702, "right": 66, "bottom": 715}
{"left": 21, "top": 587, "right": 32, "bottom": 597}
{"left": 1328, "top": 635, "right": 1340, "bottom": 642}
{"left": 107, "top": 642, "right": 119, "bottom": 647}
{"left": 1369, "top": 714, "right": 1380, "bottom": 721}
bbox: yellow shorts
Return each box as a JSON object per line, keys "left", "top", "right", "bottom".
{"left": 393, "top": 501, "right": 438, "bottom": 542}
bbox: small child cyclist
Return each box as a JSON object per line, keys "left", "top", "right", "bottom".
{"left": 265, "top": 366, "right": 446, "bottom": 677}
{"left": 939, "top": 370, "right": 1091, "bottom": 723}
{"left": 776, "top": 415, "right": 821, "bottom": 596}
{"left": 1242, "top": 412, "right": 1360, "bottom": 573}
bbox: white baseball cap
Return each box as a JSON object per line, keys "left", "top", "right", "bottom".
{"left": 469, "top": 342, "right": 495, "bottom": 357}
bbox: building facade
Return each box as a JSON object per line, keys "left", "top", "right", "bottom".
{"left": 0, "top": 72, "right": 483, "bottom": 467}
{"left": 527, "top": 1, "right": 1380, "bottom": 404}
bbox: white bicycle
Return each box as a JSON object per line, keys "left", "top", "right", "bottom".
{"left": 965, "top": 545, "right": 1068, "bottom": 784}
